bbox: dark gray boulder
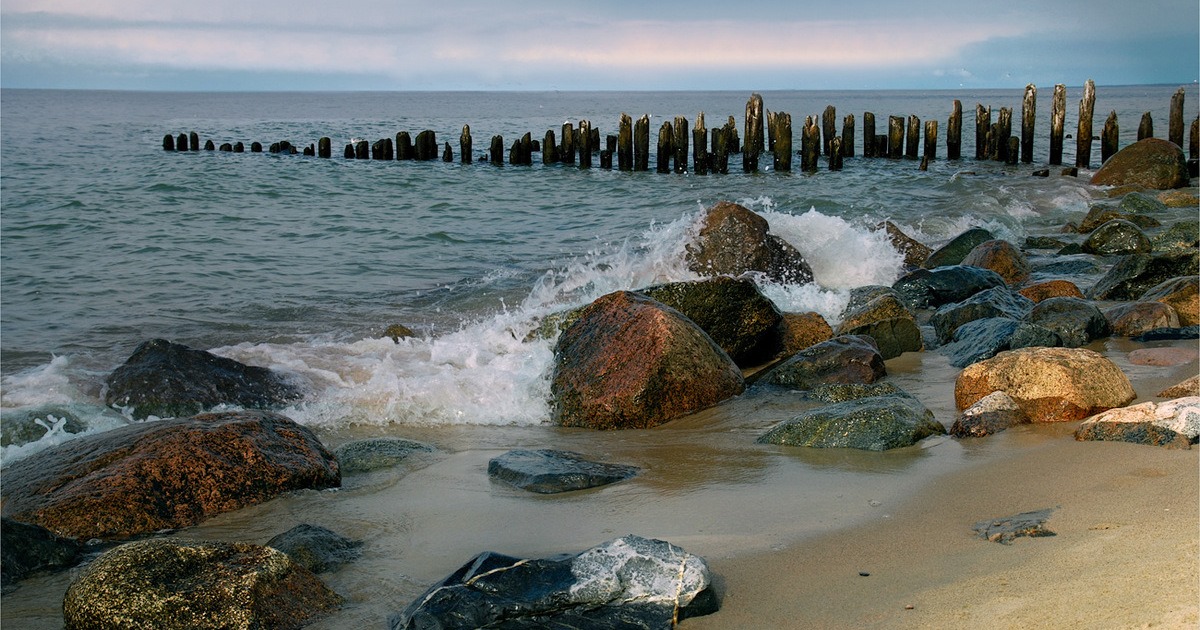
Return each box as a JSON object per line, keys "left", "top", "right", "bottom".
{"left": 685, "top": 201, "right": 813, "bottom": 284}
{"left": 939, "top": 317, "right": 1060, "bottom": 368}
{"left": 1132, "top": 325, "right": 1200, "bottom": 341}
{"left": 892, "top": 265, "right": 1007, "bottom": 309}
{"left": 333, "top": 437, "right": 435, "bottom": 474}
{"left": 267, "top": 524, "right": 362, "bottom": 574}
{"left": 1081, "top": 219, "right": 1153, "bottom": 256}
{"left": 836, "top": 287, "right": 922, "bottom": 360}
{"left": 1, "top": 517, "right": 84, "bottom": 592}
{"left": 757, "top": 391, "right": 945, "bottom": 451}
{"left": 104, "top": 339, "right": 305, "bottom": 419}
{"left": 1025, "top": 296, "right": 1110, "bottom": 348}
{"left": 923, "top": 227, "right": 994, "bottom": 268}
{"left": 1087, "top": 251, "right": 1200, "bottom": 300}
{"left": 488, "top": 449, "right": 639, "bottom": 494}
{"left": 389, "top": 535, "right": 717, "bottom": 630}
{"left": 929, "top": 287, "right": 1035, "bottom": 345}
{"left": 639, "top": 276, "right": 783, "bottom": 366}
{"left": 757, "top": 335, "right": 885, "bottom": 390}
{"left": 0, "top": 404, "right": 91, "bottom": 448}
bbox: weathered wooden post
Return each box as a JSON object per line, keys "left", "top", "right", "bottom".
{"left": 605, "top": 134, "right": 617, "bottom": 155}
{"left": 220, "top": 143, "right": 234, "bottom": 152}
{"left": 986, "top": 123, "right": 999, "bottom": 161}
{"left": 1050, "top": 85, "right": 1066, "bottom": 166}
{"left": 176, "top": 133, "right": 189, "bottom": 151}
{"left": 946, "top": 100, "right": 962, "bottom": 160}
{"left": 1076, "top": 79, "right": 1095, "bottom": 168}
{"left": 578, "top": 121, "right": 593, "bottom": 169}
{"left": 233, "top": 142, "right": 244, "bottom": 153}
{"left": 1170, "top": 87, "right": 1186, "bottom": 148}
{"left": 905, "top": 115, "right": 920, "bottom": 159}
{"left": 822, "top": 105, "right": 836, "bottom": 156}
{"left": 204, "top": 139, "right": 215, "bottom": 151}
{"left": 560, "top": 122, "right": 575, "bottom": 165}
{"left": 712, "top": 126, "right": 730, "bottom": 174}
{"left": 344, "top": 144, "right": 354, "bottom": 158}
{"left": 418, "top": 131, "right": 438, "bottom": 160}
{"left": 460, "top": 125, "right": 472, "bottom": 164}
{"left": 864, "top": 113, "right": 876, "bottom": 157}
{"left": 1021, "top": 84, "right": 1036, "bottom": 163}
{"left": 355, "top": 140, "right": 369, "bottom": 159}
{"left": 618, "top": 114, "right": 633, "bottom": 171}
{"left": 372, "top": 138, "right": 393, "bottom": 160}
{"left": 774, "top": 112, "right": 792, "bottom": 172}
{"left": 693, "top": 113, "right": 709, "bottom": 175}
{"left": 924, "top": 120, "right": 938, "bottom": 162}
{"left": 396, "top": 132, "right": 413, "bottom": 160}
{"left": 600, "top": 149, "right": 613, "bottom": 169}
{"left": 841, "top": 114, "right": 855, "bottom": 158}
{"left": 543, "top": 130, "right": 558, "bottom": 165}
{"left": 673, "top": 116, "right": 689, "bottom": 173}
{"left": 519, "top": 132, "right": 533, "bottom": 165}
{"left": 656, "top": 120, "right": 673, "bottom": 173}
{"left": 162, "top": 134, "right": 175, "bottom": 151}
{"left": 1006, "top": 137, "right": 1019, "bottom": 165}
{"left": 1191, "top": 116, "right": 1199, "bottom": 161}
{"left": 829, "top": 137, "right": 843, "bottom": 171}
{"left": 996, "top": 108, "right": 1013, "bottom": 162}
{"left": 590, "top": 127, "right": 601, "bottom": 158}
{"left": 1102, "top": 111, "right": 1119, "bottom": 163}
{"left": 443, "top": 142, "right": 453, "bottom": 162}
{"left": 318, "top": 137, "right": 331, "bottom": 158}
{"left": 801, "top": 116, "right": 820, "bottom": 172}
{"left": 888, "top": 116, "right": 905, "bottom": 159}
{"left": 1138, "top": 113, "right": 1154, "bottom": 140}
{"left": 876, "top": 134, "right": 888, "bottom": 157}
{"left": 744, "top": 93, "right": 764, "bottom": 172}
{"left": 489, "top": 135, "right": 504, "bottom": 165}
{"left": 766, "top": 111, "right": 777, "bottom": 153}
{"left": 726, "top": 116, "right": 740, "bottom": 154}
{"left": 975, "top": 104, "right": 990, "bottom": 160}
{"left": 189, "top": 132, "right": 199, "bottom": 152}
{"left": 634, "top": 115, "right": 650, "bottom": 172}
{"left": 251, "top": 141, "right": 263, "bottom": 153}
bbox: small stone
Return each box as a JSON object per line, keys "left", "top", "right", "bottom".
{"left": 973, "top": 508, "right": 1057, "bottom": 544}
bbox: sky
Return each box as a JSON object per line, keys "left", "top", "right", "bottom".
{"left": 1, "top": 0, "right": 1197, "bottom": 91}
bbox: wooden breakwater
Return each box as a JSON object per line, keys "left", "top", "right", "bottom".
{"left": 162, "top": 83, "right": 1200, "bottom": 176}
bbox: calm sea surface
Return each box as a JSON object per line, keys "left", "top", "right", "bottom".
{"left": 1, "top": 85, "right": 1196, "bottom": 455}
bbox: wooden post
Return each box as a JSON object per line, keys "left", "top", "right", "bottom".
{"left": 1138, "top": 113, "right": 1154, "bottom": 140}
{"left": 1191, "top": 116, "right": 1199, "bottom": 160}
{"left": 489, "top": 135, "right": 503, "bottom": 165}
{"left": 822, "top": 105, "right": 836, "bottom": 156}
{"left": 634, "top": 115, "right": 650, "bottom": 171}
{"left": 905, "top": 115, "right": 920, "bottom": 159}
{"left": 888, "top": 116, "right": 904, "bottom": 159}
{"left": 417, "top": 131, "right": 437, "bottom": 161}
{"left": 766, "top": 111, "right": 776, "bottom": 153}
{"left": 801, "top": 116, "right": 820, "bottom": 172}
{"left": 1021, "top": 84, "right": 1036, "bottom": 163}
{"left": 522, "top": 132, "right": 534, "bottom": 165}
{"left": 251, "top": 141, "right": 263, "bottom": 153}
{"left": 618, "top": 114, "right": 633, "bottom": 171}
{"left": 372, "top": 138, "right": 393, "bottom": 160}
{"left": 543, "top": 130, "right": 558, "bottom": 165}
{"left": 1170, "top": 87, "right": 1186, "bottom": 148}
{"left": 1102, "top": 111, "right": 1119, "bottom": 163}
{"left": 344, "top": 144, "right": 354, "bottom": 158}
{"left": 189, "top": 132, "right": 199, "bottom": 152}
{"left": 986, "top": 123, "right": 999, "bottom": 161}
{"left": 656, "top": 120, "right": 673, "bottom": 173}
{"left": 176, "top": 133, "right": 189, "bottom": 151}
{"left": 726, "top": 116, "right": 740, "bottom": 154}
{"left": 578, "top": 120, "right": 592, "bottom": 169}
{"left": 1006, "top": 136, "right": 1019, "bottom": 165}
{"left": 318, "top": 137, "right": 331, "bottom": 158}
{"left": 558, "top": 123, "right": 573, "bottom": 164}
{"left": 774, "top": 112, "right": 792, "bottom": 172}
{"left": 460, "top": 125, "right": 472, "bottom": 164}
{"left": 673, "top": 116, "right": 689, "bottom": 173}
{"left": 162, "top": 134, "right": 175, "bottom": 151}
{"left": 876, "top": 135, "right": 888, "bottom": 157}
{"left": 841, "top": 114, "right": 855, "bottom": 158}
{"left": 396, "top": 132, "right": 413, "bottom": 160}
{"left": 221, "top": 143, "right": 233, "bottom": 152}
{"left": 829, "top": 136, "right": 843, "bottom": 171}
{"left": 443, "top": 142, "right": 453, "bottom": 162}
{"left": 600, "top": 149, "right": 613, "bottom": 169}
{"left": 712, "top": 126, "right": 729, "bottom": 174}
{"left": 605, "top": 134, "right": 617, "bottom": 155}
{"left": 975, "top": 104, "right": 990, "bottom": 160}
{"left": 693, "top": 113, "right": 709, "bottom": 175}
{"left": 947, "top": 100, "right": 962, "bottom": 160}
{"left": 204, "top": 139, "right": 215, "bottom": 151}
{"left": 996, "top": 108, "right": 1012, "bottom": 162}
{"left": 233, "top": 142, "right": 244, "bottom": 153}
{"left": 744, "top": 93, "right": 763, "bottom": 172}
{"left": 1050, "top": 85, "right": 1066, "bottom": 166}
{"left": 864, "top": 112, "right": 876, "bottom": 157}
{"left": 924, "top": 120, "right": 938, "bottom": 162}
{"left": 1076, "top": 79, "right": 1095, "bottom": 168}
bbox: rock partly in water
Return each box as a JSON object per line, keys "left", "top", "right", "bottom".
{"left": 1025, "top": 296, "right": 1111, "bottom": 348}
{"left": 973, "top": 508, "right": 1057, "bottom": 544}
{"left": 550, "top": 291, "right": 744, "bottom": 430}
{"left": 685, "top": 201, "right": 813, "bottom": 284}
{"left": 924, "top": 227, "right": 994, "bottom": 269}
{"left": 757, "top": 391, "right": 945, "bottom": 451}
{"left": 1087, "top": 251, "right": 1199, "bottom": 300}
{"left": 757, "top": 335, "right": 886, "bottom": 390}
{"left": 1150, "top": 220, "right": 1200, "bottom": 253}
{"left": 930, "top": 286, "right": 1035, "bottom": 345}
{"left": 1132, "top": 326, "right": 1200, "bottom": 341}
{"left": 836, "top": 288, "right": 922, "bottom": 360}
{"left": 1, "top": 517, "right": 84, "bottom": 592}
{"left": 1075, "top": 397, "right": 1200, "bottom": 449}
{"left": 1, "top": 410, "right": 340, "bottom": 541}
{"left": 1017, "top": 279, "right": 1085, "bottom": 303}
{"left": 62, "top": 538, "right": 342, "bottom": 630}
{"left": 955, "top": 347, "right": 1136, "bottom": 422}
{"left": 875, "top": 220, "right": 932, "bottom": 267}
{"left": 1159, "top": 375, "right": 1200, "bottom": 398}
{"left": 1081, "top": 219, "right": 1153, "bottom": 256}
{"left": 639, "top": 276, "right": 783, "bottom": 366}
{"left": 799, "top": 382, "right": 906, "bottom": 403}
{"left": 1104, "top": 301, "right": 1181, "bottom": 337}
{"left": 488, "top": 449, "right": 640, "bottom": 494}
{"left": 960, "top": 239, "right": 1032, "bottom": 285}
{"left": 389, "top": 535, "right": 717, "bottom": 630}
{"left": 1127, "top": 347, "right": 1198, "bottom": 367}
{"left": 0, "top": 404, "right": 93, "bottom": 448}
{"left": 1140, "top": 275, "right": 1199, "bottom": 326}
{"left": 1090, "top": 137, "right": 1190, "bottom": 189}
{"left": 939, "top": 317, "right": 1060, "bottom": 368}
{"left": 950, "top": 391, "right": 1030, "bottom": 437}
{"left": 104, "top": 338, "right": 305, "bottom": 420}
{"left": 893, "top": 265, "right": 1007, "bottom": 309}
{"left": 777, "top": 312, "right": 835, "bottom": 358}
{"left": 266, "top": 524, "right": 363, "bottom": 574}
{"left": 333, "top": 437, "right": 436, "bottom": 474}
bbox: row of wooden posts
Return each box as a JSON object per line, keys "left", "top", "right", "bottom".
{"left": 163, "top": 83, "right": 1198, "bottom": 173}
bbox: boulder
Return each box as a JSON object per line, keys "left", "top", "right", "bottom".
{"left": 488, "top": 449, "right": 639, "bottom": 494}
{"left": 950, "top": 391, "right": 1030, "bottom": 437}
{"left": 799, "top": 381, "right": 906, "bottom": 403}
{"left": 757, "top": 335, "right": 885, "bottom": 390}
{"left": 333, "top": 437, "right": 435, "bottom": 474}
{"left": 1025, "top": 296, "right": 1110, "bottom": 348}
{"left": 1103, "top": 301, "right": 1181, "bottom": 337}
{"left": 1018, "top": 279, "right": 1084, "bottom": 303}
{"left": 0, "top": 404, "right": 91, "bottom": 448}
{"left": 1150, "top": 220, "right": 1200, "bottom": 253}
{"left": 390, "top": 535, "right": 717, "bottom": 630}
{"left": 1075, "top": 397, "right": 1200, "bottom": 449}
{"left": 1, "top": 517, "right": 83, "bottom": 592}
{"left": 1033, "top": 258, "right": 1103, "bottom": 277}
{"left": 836, "top": 289, "right": 922, "bottom": 359}
{"left": 875, "top": 220, "right": 932, "bottom": 267}
{"left": 639, "top": 276, "right": 783, "bottom": 366}
{"left": 104, "top": 338, "right": 305, "bottom": 420}
{"left": 1140, "top": 276, "right": 1199, "bottom": 326}
{"left": 1078, "top": 204, "right": 1161, "bottom": 233}
{"left": 1133, "top": 326, "right": 1200, "bottom": 341}
{"left": 954, "top": 347, "right": 1136, "bottom": 422}
{"left": 62, "top": 538, "right": 342, "bottom": 630}
{"left": 1, "top": 410, "right": 339, "bottom": 541}
{"left": 960, "top": 239, "right": 1032, "bottom": 285}
{"left": 757, "top": 391, "right": 945, "bottom": 451}
{"left": 266, "top": 524, "right": 362, "bottom": 574}
{"left": 1081, "top": 219, "right": 1153, "bottom": 256}
{"left": 1086, "top": 251, "right": 1199, "bottom": 300}
{"left": 1127, "top": 347, "right": 1197, "bottom": 367}
{"left": 684, "top": 201, "right": 813, "bottom": 284}
{"left": 1117, "top": 191, "right": 1170, "bottom": 215}
{"left": 550, "top": 291, "right": 744, "bottom": 430}
{"left": 924, "top": 227, "right": 994, "bottom": 269}
{"left": 1159, "top": 375, "right": 1200, "bottom": 398}
{"left": 1157, "top": 190, "right": 1200, "bottom": 208}
{"left": 893, "top": 265, "right": 1007, "bottom": 309}
{"left": 939, "top": 317, "right": 1060, "bottom": 368}
{"left": 777, "top": 312, "right": 834, "bottom": 357}
{"left": 930, "top": 287, "right": 1035, "bottom": 345}
{"left": 1090, "top": 137, "right": 1190, "bottom": 189}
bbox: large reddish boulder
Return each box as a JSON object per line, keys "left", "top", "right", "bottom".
{"left": 1090, "top": 137, "right": 1190, "bottom": 189}
{"left": 1141, "top": 275, "right": 1199, "bottom": 326}
{"left": 550, "top": 291, "right": 745, "bottom": 430}
{"left": 960, "top": 239, "right": 1031, "bottom": 285}
{"left": 685, "top": 201, "right": 813, "bottom": 284}
{"left": 954, "top": 347, "right": 1135, "bottom": 422}
{"left": 1, "top": 411, "right": 339, "bottom": 541}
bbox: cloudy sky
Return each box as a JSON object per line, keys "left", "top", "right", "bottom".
{"left": 2, "top": 0, "right": 1196, "bottom": 91}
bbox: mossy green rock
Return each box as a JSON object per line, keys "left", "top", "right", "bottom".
{"left": 757, "top": 394, "right": 945, "bottom": 451}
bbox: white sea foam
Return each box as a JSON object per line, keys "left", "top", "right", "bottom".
{"left": 0, "top": 355, "right": 80, "bottom": 408}
{"left": 762, "top": 207, "right": 905, "bottom": 289}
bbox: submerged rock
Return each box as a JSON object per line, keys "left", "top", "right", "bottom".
{"left": 684, "top": 201, "right": 813, "bottom": 284}
{"left": 104, "top": 338, "right": 305, "bottom": 419}
{"left": 973, "top": 508, "right": 1057, "bottom": 544}
{"left": 1081, "top": 219, "right": 1153, "bottom": 256}
{"left": 1089, "top": 137, "right": 1190, "bottom": 189}
{"left": 757, "top": 391, "right": 945, "bottom": 451}
{"left": 1075, "top": 397, "right": 1200, "bottom": 449}
{"left": 1103, "top": 301, "right": 1181, "bottom": 337}
{"left": 1132, "top": 325, "right": 1200, "bottom": 341}
{"left": 1, "top": 517, "right": 84, "bottom": 592}
{"left": 390, "top": 535, "right": 717, "bottom": 630}
{"left": 488, "top": 449, "right": 639, "bottom": 494}
{"left": 62, "top": 538, "right": 342, "bottom": 630}
{"left": 1, "top": 410, "right": 340, "bottom": 541}
{"left": 0, "top": 404, "right": 91, "bottom": 448}
{"left": 1087, "top": 251, "right": 1199, "bottom": 301}
{"left": 939, "top": 317, "right": 1060, "bottom": 368}
{"left": 893, "top": 265, "right": 1007, "bottom": 309}
{"left": 639, "top": 276, "right": 783, "bottom": 366}
{"left": 757, "top": 335, "right": 885, "bottom": 390}
{"left": 267, "top": 524, "right": 362, "bottom": 574}
{"left": 333, "top": 437, "right": 435, "bottom": 474}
